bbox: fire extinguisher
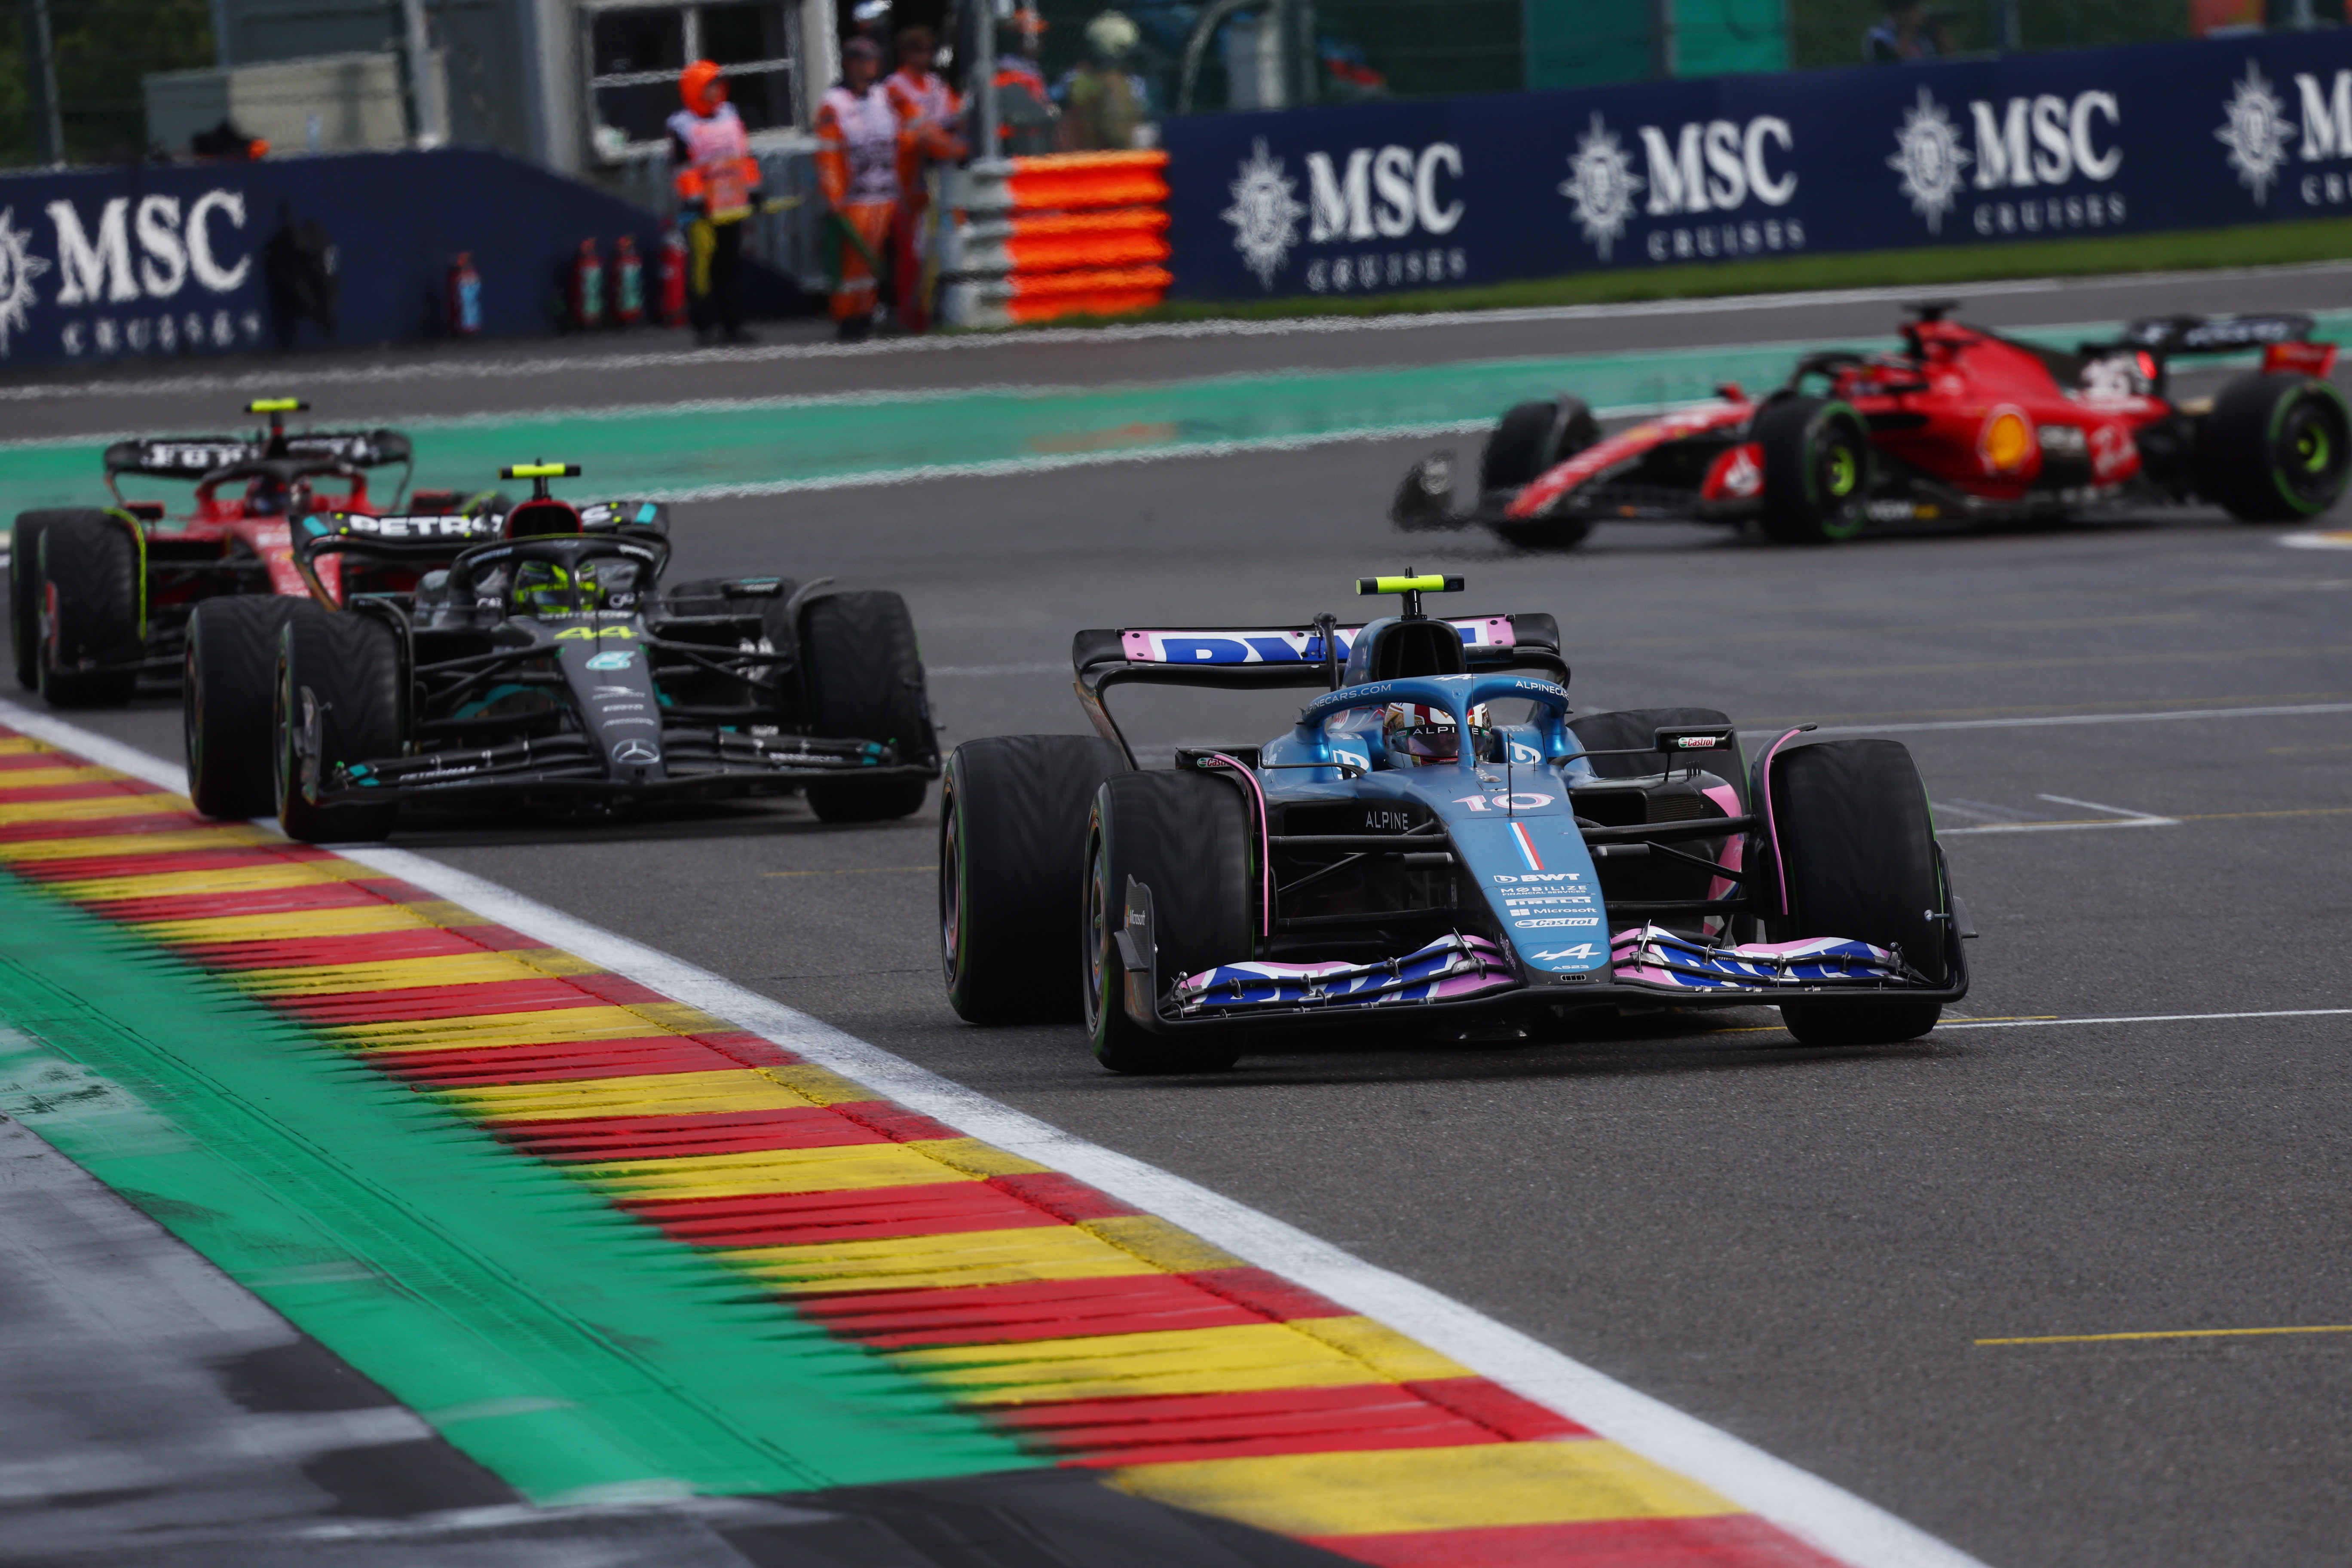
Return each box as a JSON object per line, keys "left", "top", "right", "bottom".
{"left": 657, "top": 225, "right": 688, "bottom": 329}
{"left": 570, "top": 238, "right": 604, "bottom": 331}
{"left": 447, "top": 252, "right": 481, "bottom": 337}
{"left": 612, "top": 235, "right": 645, "bottom": 327}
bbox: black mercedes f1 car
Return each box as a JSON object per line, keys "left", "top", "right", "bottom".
{"left": 180, "top": 463, "right": 938, "bottom": 841}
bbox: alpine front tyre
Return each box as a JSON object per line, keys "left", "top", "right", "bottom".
{"left": 274, "top": 604, "right": 403, "bottom": 843}
{"left": 799, "top": 590, "right": 937, "bottom": 823}
{"left": 940, "top": 734, "right": 1130, "bottom": 1024}
{"left": 1083, "top": 771, "right": 1252, "bottom": 1075}
{"left": 186, "top": 595, "right": 303, "bottom": 819}
{"left": 1482, "top": 396, "right": 1599, "bottom": 551}
{"left": 37, "top": 513, "right": 141, "bottom": 707}
{"left": 2199, "top": 373, "right": 2352, "bottom": 522}
{"left": 1765, "top": 738, "right": 1948, "bottom": 1047}
{"left": 1756, "top": 396, "right": 1871, "bottom": 544}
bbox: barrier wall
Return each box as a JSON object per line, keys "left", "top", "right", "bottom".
{"left": 1161, "top": 32, "right": 2352, "bottom": 303}
{"left": 0, "top": 147, "right": 806, "bottom": 369}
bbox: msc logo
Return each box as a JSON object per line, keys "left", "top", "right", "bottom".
{"left": 1890, "top": 86, "right": 2123, "bottom": 238}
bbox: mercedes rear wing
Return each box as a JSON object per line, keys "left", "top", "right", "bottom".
{"left": 1072, "top": 612, "right": 1567, "bottom": 763}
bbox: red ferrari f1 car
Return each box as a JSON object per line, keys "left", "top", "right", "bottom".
{"left": 10, "top": 398, "right": 460, "bottom": 706}
{"left": 1393, "top": 305, "right": 2351, "bottom": 548}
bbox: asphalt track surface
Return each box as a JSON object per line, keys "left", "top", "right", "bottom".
{"left": 11, "top": 266, "right": 2352, "bottom": 1566}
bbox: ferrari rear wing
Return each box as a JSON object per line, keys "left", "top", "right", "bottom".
{"left": 104, "top": 429, "right": 414, "bottom": 481}
{"left": 1072, "top": 612, "right": 1568, "bottom": 763}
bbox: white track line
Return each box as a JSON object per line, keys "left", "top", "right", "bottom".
{"left": 0, "top": 695, "right": 1983, "bottom": 1568}
{"left": 8, "top": 259, "right": 2349, "bottom": 404}
{"left": 1783, "top": 700, "right": 2352, "bottom": 737}
{"left": 1939, "top": 1009, "right": 2352, "bottom": 1029}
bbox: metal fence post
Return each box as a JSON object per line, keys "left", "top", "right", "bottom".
{"left": 19, "top": 0, "right": 64, "bottom": 165}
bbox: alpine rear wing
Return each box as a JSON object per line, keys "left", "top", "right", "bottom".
{"left": 1072, "top": 612, "right": 1568, "bottom": 763}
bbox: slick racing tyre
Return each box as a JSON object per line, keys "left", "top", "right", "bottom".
{"left": 941, "top": 734, "right": 1130, "bottom": 1024}
{"left": 2198, "top": 373, "right": 2352, "bottom": 522}
{"left": 37, "top": 512, "right": 141, "bottom": 707}
{"left": 1756, "top": 396, "right": 1871, "bottom": 544}
{"left": 1765, "top": 738, "right": 1947, "bottom": 1047}
{"left": 185, "top": 596, "right": 303, "bottom": 819}
{"left": 1083, "top": 771, "right": 1253, "bottom": 1074}
{"left": 799, "top": 591, "right": 937, "bottom": 823}
{"left": 1483, "top": 396, "right": 1599, "bottom": 551}
{"left": 274, "top": 604, "right": 402, "bottom": 843}
{"left": 12, "top": 510, "right": 92, "bottom": 691}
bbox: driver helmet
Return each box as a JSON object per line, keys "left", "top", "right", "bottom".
{"left": 1383, "top": 701, "right": 1493, "bottom": 767}
{"left": 511, "top": 560, "right": 591, "bottom": 616}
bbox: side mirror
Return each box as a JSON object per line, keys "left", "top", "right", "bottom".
{"left": 1653, "top": 724, "right": 1739, "bottom": 760}
{"left": 1389, "top": 452, "right": 1461, "bottom": 532}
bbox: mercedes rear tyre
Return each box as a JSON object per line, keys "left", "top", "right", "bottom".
{"left": 185, "top": 596, "right": 304, "bottom": 819}
{"left": 799, "top": 590, "right": 937, "bottom": 823}
{"left": 12, "top": 510, "right": 92, "bottom": 691}
{"left": 37, "top": 513, "right": 141, "bottom": 707}
{"left": 2199, "top": 373, "right": 2352, "bottom": 522}
{"left": 1083, "top": 771, "right": 1253, "bottom": 1074}
{"left": 941, "top": 734, "right": 1131, "bottom": 1024}
{"left": 1765, "top": 738, "right": 1947, "bottom": 1047}
{"left": 1481, "top": 396, "right": 1599, "bottom": 551}
{"left": 274, "top": 604, "right": 403, "bottom": 843}
{"left": 1756, "top": 396, "right": 1871, "bottom": 544}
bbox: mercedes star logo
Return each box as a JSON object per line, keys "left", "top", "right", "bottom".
{"left": 611, "top": 739, "right": 660, "bottom": 765}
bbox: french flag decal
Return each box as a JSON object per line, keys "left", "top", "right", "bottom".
{"left": 1509, "top": 821, "right": 1544, "bottom": 872}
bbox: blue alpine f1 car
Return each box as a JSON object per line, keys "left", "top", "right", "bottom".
{"left": 938, "top": 574, "right": 1972, "bottom": 1073}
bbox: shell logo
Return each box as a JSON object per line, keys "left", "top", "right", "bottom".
{"left": 1979, "top": 407, "right": 2036, "bottom": 474}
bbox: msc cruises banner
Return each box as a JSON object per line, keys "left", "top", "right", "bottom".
{"left": 0, "top": 148, "right": 750, "bottom": 369}
{"left": 1163, "top": 32, "right": 2352, "bottom": 301}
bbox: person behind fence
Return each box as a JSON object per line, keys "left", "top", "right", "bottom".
{"left": 669, "top": 59, "right": 763, "bottom": 345}
{"left": 816, "top": 36, "right": 902, "bottom": 342}
{"left": 1865, "top": 0, "right": 1952, "bottom": 61}
{"left": 992, "top": 8, "right": 1058, "bottom": 157}
{"left": 885, "top": 24, "right": 966, "bottom": 334}
{"left": 1057, "top": 11, "right": 1146, "bottom": 152}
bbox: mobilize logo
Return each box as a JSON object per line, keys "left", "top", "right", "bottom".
{"left": 1219, "top": 135, "right": 1467, "bottom": 294}
{"left": 0, "top": 190, "right": 261, "bottom": 358}
{"left": 1888, "top": 86, "right": 2123, "bottom": 237}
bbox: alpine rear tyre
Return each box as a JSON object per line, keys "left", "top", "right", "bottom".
{"left": 800, "top": 590, "right": 937, "bottom": 823}
{"left": 37, "top": 514, "right": 141, "bottom": 707}
{"left": 185, "top": 596, "right": 303, "bottom": 819}
{"left": 1482, "top": 397, "right": 1598, "bottom": 551}
{"left": 1757, "top": 397, "right": 1871, "bottom": 544}
{"left": 941, "top": 734, "right": 1130, "bottom": 1024}
{"left": 1083, "top": 771, "right": 1252, "bottom": 1074}
{"left": 274, "top": 604, "right": 403, "bottom": 843}
{"left": 1766, "top": 738, "right": 1947, "bottom": 1046}
{"left": 2199, "top": 373, "right": 2352, "bottom": 522}
{"left": 12, "top": 509, "right": 93, "bottom": 691}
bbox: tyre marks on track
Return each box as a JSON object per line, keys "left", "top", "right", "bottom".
{"left": 0, "top": 724, "right": 1853, "bottom": 1568}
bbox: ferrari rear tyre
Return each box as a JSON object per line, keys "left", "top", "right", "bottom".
{"left": 1766, "top": 738, "right": 1947, "bottom": 1046}
{"left": 12, "top": 510, "right": 92, "bottom": 690}
{"left": 37, "top": 513, "right": 141, "bottom": 707}
{"left": 1757, "top": 397, "right": 1871, "bottom": 544}
{"left": 2199, "top": 373, "right": 2352, "bottom": 522}
{"left": 1083, "top": 771, "right": 1252, "bottom": 1074}
{"left": 274, "top": 604, "right": 402, "bottom": 843}
{"left": 185, "top": 596, "right": 302, "bottom": 818}
{"left": 941, "top": 734, "right": 1130, "bottom": 1024}
{"left": 800, "top": 590, "right": 937, "bottom": 823}
{"left": 1482, "top": 397, "right": 1598, "bottom": 551}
